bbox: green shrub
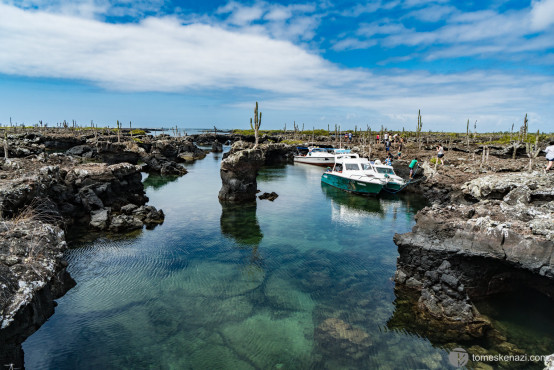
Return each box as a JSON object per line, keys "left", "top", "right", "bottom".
{"left": 282, "top": 139, "right": 303, "bottom": 145}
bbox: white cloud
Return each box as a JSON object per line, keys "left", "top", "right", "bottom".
{"left": 405, "top": 4, "right": 456, "bottom": 22}
{"left": 213, "top": 1, "right": 321, "bottom": 42}
{"left": 338, "top": 3, "right": 554, "bottom": 63}
{"left": 331, "top": 38, "right": 377, "bottom": 51}
{"left": 0, "top": 3, "right": 348, "bottom": 94}
{"left": 217, "top": 1, "right": 265, "bottom": 26}
{"left": 5, "top": 0, "right": 167, "bottom": 19}
{"left": 530, "top": 0, "right": 554, "bottom": 30}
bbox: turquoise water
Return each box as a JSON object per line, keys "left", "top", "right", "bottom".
{"left": 19, "top": 150, "right": 551, "bottom": 369}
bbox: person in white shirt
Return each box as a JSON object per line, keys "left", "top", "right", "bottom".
{"left": 545, "top": 140, "right": 554, "bottom": 171}
{"left": 436, "top": 144, "right": 445, "bottom": 165}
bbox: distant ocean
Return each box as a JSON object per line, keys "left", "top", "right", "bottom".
{"left": 147, "top": 127, "right": 232, "bottom": 136}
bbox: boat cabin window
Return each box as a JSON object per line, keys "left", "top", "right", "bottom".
{"left": 361, "top": 163, "right": 373, "bottom": 171}
{"left": 345, "top": 163, "right": 361, "bottom": 171}
{"left": 376, "top": 167, "right": 394, "bottom": 174}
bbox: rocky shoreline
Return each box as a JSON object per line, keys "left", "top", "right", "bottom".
{"left": 0, "top": 129, "right": 208, "bottom": 366}
{"left": 388, "top": 145, "right": 554, "bottom": 366}
{"left": 1, "top": 127, "right": 553, "bottom": 368}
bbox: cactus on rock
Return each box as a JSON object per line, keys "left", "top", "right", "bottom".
{"left": 250, "top": 101, "right": 262, "bottom": 148}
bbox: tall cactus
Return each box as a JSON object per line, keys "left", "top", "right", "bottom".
{"left": 417, "top": 109, "right": 423, "bottom": 150}
{"left": 250, "top": 101, "right": 262, "bottom": 148}
{"left": 526, "top": 129, "right": 541, "bottom": 171}
{"left": 117, "top": 120, "right": 121, "bottom": 143}
{"left": 466, "top": 119, "right": 470, "bottom": 151}
{"left": 523, "top": 114, "right": 528, "bottom": 142}
{"left": 3, "top": 129, "right": 8, "bottom": 159}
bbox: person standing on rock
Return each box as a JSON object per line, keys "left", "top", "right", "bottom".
{"left": 545, "top": 140, "right": 554, "bottom": 171}
{"left": 436, "top": 144, "right": 445, "bottom": 165}
{"left": 409, "top": 157, "right": 418, "bottom": 179}
{"left": 385, "top": 153, "right": 393, "bottom": 166}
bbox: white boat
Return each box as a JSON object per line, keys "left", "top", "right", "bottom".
{"left": 294, "top": 147, "right": 351, "bottom": 166}
{"left": 372, "top": 160, "right": 406, "bottom": 191}
{"left": 321, "top": 154, "right": 386, "bottom": 194}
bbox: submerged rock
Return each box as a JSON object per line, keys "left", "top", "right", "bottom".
{"left": 264, "top": 274, "right": 315, "bottom": 312}
{"left": 221, "top": 310, "right": 313, "bottom": 369}
{"left": 315, "top": 318, "right": 373, "bottom": 360}
{"left": 160, "top": 262, "right": 265, "bottom": 298}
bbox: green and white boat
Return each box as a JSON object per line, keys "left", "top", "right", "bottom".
{"left": 372, "top": 160, "right": 406, "bottom": 191}
{"left": 321, "top": 154, "right": 386, "bottom": 195}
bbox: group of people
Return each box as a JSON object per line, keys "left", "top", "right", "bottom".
{"left": 374, "top": 138, "right": 554, "bottom": 182}
{"left": 378, "top": 133, "right": 404, "bottom": 160}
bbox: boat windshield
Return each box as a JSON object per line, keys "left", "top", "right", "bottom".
{"left": 361, "top": 163, "right": 373, "bottom": 171}
{"left": 376, "top": 167, "right": 395, "bottom": 174}
{"left": 345, "top": 163, "right": 361, "bottom": 171}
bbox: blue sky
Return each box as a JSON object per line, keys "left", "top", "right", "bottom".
{"left": 0, "top": 0, "right": 553, "bottom": 132}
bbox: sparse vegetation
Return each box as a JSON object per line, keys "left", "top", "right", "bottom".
{"left": 282, "top": 139, "right": 303, "bottom": 145}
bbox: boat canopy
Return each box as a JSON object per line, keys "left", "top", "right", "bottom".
{"left": 374, "top": 166, "right": 395, "bottom": 175}
{"left": 333, "top": 149, "right": 351, "bottom": 154}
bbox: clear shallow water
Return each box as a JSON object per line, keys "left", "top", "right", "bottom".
{"left": 20, "top": 150, "right": 552, "bottom": 369}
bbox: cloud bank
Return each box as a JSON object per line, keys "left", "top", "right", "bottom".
{"left": 0, "top": 1, "right": 553, "bottom": 130}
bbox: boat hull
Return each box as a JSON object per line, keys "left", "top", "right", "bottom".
{"left": 384, "top": 182, "right": 404, "bottom": 191}
{"left": 321, "top": 173, "right": 383, "bottom": 194}
{"left": 294, "top": 156, "right": 335, "bottom": 166}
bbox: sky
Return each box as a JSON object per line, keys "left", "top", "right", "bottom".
{"left": 0, "top": 0, "right": 553, "bottom": 132}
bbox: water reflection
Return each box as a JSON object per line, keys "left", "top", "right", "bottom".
{"left": 142, "top": 173, "right": 179, "bottom": 190}
{"left": 256, "top": 164, "right": 288, "bottom": 182}
{"left": 219, "top": 202, "right": 263, "bottom": 246}
{"left": 0, "top": 337, "right": 24, "bottom": 369}
{"left": 321, "top": 182, "right": 384, "bottom": 225}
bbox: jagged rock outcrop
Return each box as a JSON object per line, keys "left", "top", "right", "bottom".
{"left": 219, "top": 147, "right": 265, "bottom": 202}
{"left": 222, "top": 141, "right": 296, "bottom": 165}
{"left": 0, "top": 131, "right": 205, "bottom": 175}
{"left": 0, "top": 220, "right": 75, "bottom": 367}
{"left": 218, "top": 142, "right": 295, "bottom": 202}
{"left": 0, "top": 156, "right": 165, "bottom": 231}
{"left": 393, "top": 172, "right": 554, "bottom": 340}
{"left": 212, "top": 140, "right": 223, "bottom": 153}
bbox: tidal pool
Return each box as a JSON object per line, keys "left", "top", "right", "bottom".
{"left": 20, "top": 150, "right": 552, "bottom": 369}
